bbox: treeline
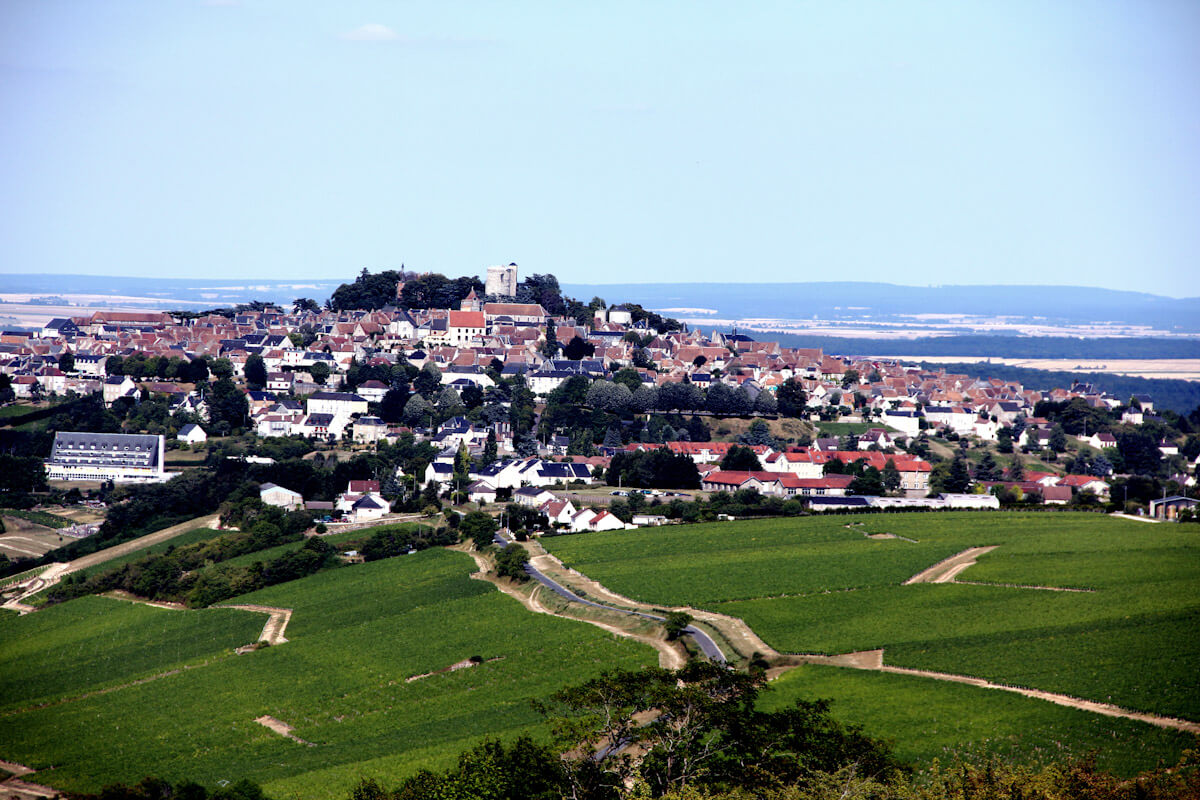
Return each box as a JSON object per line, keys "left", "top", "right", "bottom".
{"left": 49, "top": 496, "right": 318, "bottom": 607}
{"left": 739, "top": 331, "right": 1200, "bottom": 360}
{"left": 327, "top": 269, "right": 684, "bottom": 334}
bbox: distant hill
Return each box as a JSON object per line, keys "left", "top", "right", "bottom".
{"left": 715, "top": 333, "right": 1200, "bottom": 360}
{"left": 0, "top": 273, "right": 345, "bottom": 308}
{"left": 561, "top": 282, "right": 1200, "bottom": 333}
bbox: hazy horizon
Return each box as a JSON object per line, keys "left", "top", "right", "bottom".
{"left": 3, "top": 2, "right": 1198, "bottom": 294}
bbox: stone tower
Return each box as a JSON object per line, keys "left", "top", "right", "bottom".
{"left": 485, "top": 263, "right": 518, "bottom": 297}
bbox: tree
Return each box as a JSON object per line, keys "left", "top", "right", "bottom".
{"left": 461, "top": 511, "right": 498, "bottom": 550}
{"left": 561, "top": 335, "right": 595, "bottom": 361}
{"left": 480, "top": 429, "right": 494, "bottom": 465}
{"left": 413, "top": 362, "right": 442, "bottom": 398}
{"left": 841, "top": 369, "right": 860, "bottom": 389}
{"left": 776, "top": 378, "right": 807, "bottom": 418}
{"left": 1048, "top": 423, "right": 1068, "bottom": 453}
{"left": 308, "top": 362, "right": 331, "bottom": 386}
{"left": 882, "top": 459, "right": 901, "bottom": 494}
{"left": 739, "top": 419, "right": 776, "bottom": 448}
{"left": 721, "top": 445, "right": 762, "bottom": 472}
{"left": 541, "top": 324, "right": 560, "bottom": 359}
{"left": 752, "top": 390, "right": 777, "bottom": 414}
{"left": 403, "top": 393, "right": 432, "bottom": 427}
{"left": 1008, "top": 454, "right": 1025, "bottom": 481}
{"left": 997, "top": 426, "right": 1014, "bottom": 453}
{"left": 849, "top": 466, "right": 885, "bottom": 496}
{"left": 58, "top": 351, "right": 75, "bottom": 372}
{"left": 207, "top": 377, "right": 248, "bottom": 432}
{"left": 976, "top": 451, "right": 1003, "bottom": 482}
{"left": 494, "top": 545, "right": 530, "bottom": 582}
{"left": 209, "top": 358, "right": 234, "bottom": 380}
{"left": 244, "top": 354, "right": 268, "bottom": 390}
{"left": 292, "top": 297, "right": 320, "bottom": 314}
{"left": 663, "top": 611, "right": 692, "bottom": 641}
{"left": 379, "top": 387, "right": 410, "bottom": 424}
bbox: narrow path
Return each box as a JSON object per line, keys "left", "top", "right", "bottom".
{"left": 903, "top": 546, "right": 998, "bottom": 585}
{"left": 220, "top": 604, "right": 293, "bottom": 645}
{"left": 462, "top": 547, "right": 688, "bottom": 670}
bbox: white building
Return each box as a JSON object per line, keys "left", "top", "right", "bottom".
{"left": 176, "top": 424, "right": 207, "bottom": 445}
{"left": 260, "top": 482, "right": 304, "bottom": 511}
{"left": 45, "top": 432, "right": 168, "bottom": 483}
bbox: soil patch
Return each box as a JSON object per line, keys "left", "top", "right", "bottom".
{"left": 254, "top": 715, "right": 315, "bottom": 746}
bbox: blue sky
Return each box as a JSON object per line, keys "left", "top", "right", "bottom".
{"left": 1, "top": 1, "right": 1198, "bottom": 294}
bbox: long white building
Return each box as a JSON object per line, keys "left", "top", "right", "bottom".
{"left": 45, "top": 432, "right": 168, "bottom": 483}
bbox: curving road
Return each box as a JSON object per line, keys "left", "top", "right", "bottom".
{"left": 494, "top": 534, "right": 725, "bottom": 663}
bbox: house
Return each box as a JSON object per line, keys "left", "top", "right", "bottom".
{"left": 1058, "top": 474, "right": 1110, "bottom": 498}
{"left": 352, "top": 416, "right": 388, "bottom": 444}
{"left": 336, "top": 480, "right": 389, "bottom": 521}
{"left": 176, "top": 423, "right": 207, "bottom": 445}
{"left": 466, "top": 481, "right": 498, "bottom": 505}
{"left": 513, "top": 486, "right": 556, "bottom": 508}
{"left": 1089, "top": 432, "right": 1117, "bottom": 450}
{"left": 355, "top": 380, "right": 389, "bottom": 403}
{"left": 569, "top": 508, "right": 598, "bottom": 532}
{"left": 540, "top": 498, "right": 577, "bottom": 527}
{"left": 448, "top": 311, "right": 487, "bottom": 346}
{"left": 306, "top": 391, "right": 368, "bottom": 418}
{"left": 587, "top": 509, "right": 626, "bottom": 531}
{"left": 938, "top": 493, "right": 1001, "bottom": 510}
{"left": 260, "top": 482, "right": 304, "bottom": 511}
{"left": 102, "top": 375, "right": 138, "bottom": 406}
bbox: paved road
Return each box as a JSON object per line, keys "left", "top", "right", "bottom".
{"left": 495, "top": 535, "right": 725, "bottom": 663}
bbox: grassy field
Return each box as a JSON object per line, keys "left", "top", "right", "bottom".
{"left": 761, "top": 665, "right": 1193, "bottom": 776}
{"left": 544, "top": 511, "right": 1200, "bottom": 769}
{"left": 0, "top": 548, "right": 656, "bottom": 797}
{"left": 0, "top": 595, "right": 262, "bottom": 713}
{"left": 814, "top": 421, "right": 893, "bottom": 437}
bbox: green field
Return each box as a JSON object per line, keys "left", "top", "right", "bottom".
{"left": 761, "top": 665, "right": 1192, "bottom": 776}
{"left": 0, "top": 548, "right": 656, "bottom": 797}
{"left": 815, "top": 421, "right": 891, "bottom": 437}
{"left": 544, "top": 512, "right": 1200, "bottom": 769}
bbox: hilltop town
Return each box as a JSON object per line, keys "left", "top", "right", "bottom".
{"left": 2, "top": 266, "right": 1199, "bottom": 799}
{"left": 1, "top": 264, "right": 1197, "bottom": 540}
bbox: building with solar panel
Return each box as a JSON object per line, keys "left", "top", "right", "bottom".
{"left": 45, "top": 432, "right": 168, "bottom": 483}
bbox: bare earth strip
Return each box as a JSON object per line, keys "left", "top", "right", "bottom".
{"left": 254, "top": 715, "right": 315, "bottom": 746}
{"left": 903, "top": 546, "right": 998, "bottom": 585}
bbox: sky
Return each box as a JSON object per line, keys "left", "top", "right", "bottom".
{"left": 1, "top": 1, "right": 1198, "bottom": 295}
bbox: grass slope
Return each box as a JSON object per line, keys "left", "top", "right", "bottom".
{"left": 544, "top": 512, "right": 1200, "bottom": 769}
{"left": 1, "top": 548, "right": 656, "bottom": 798}
{"left": 761, "top": 666, "right": 1193, "bottom": 777}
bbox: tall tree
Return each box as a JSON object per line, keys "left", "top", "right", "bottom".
{"left": 244, "top": 354, "right": 268, "bottom": 390}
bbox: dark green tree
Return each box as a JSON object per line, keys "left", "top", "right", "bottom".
{"left": 461, "top": 511, "right": 498, "bottom": 550}
{"left": 244, "top": 354, "right": 268, "bottom": 390}
{"left": 720, "top": 445, "right": 762, "bottom": 472}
